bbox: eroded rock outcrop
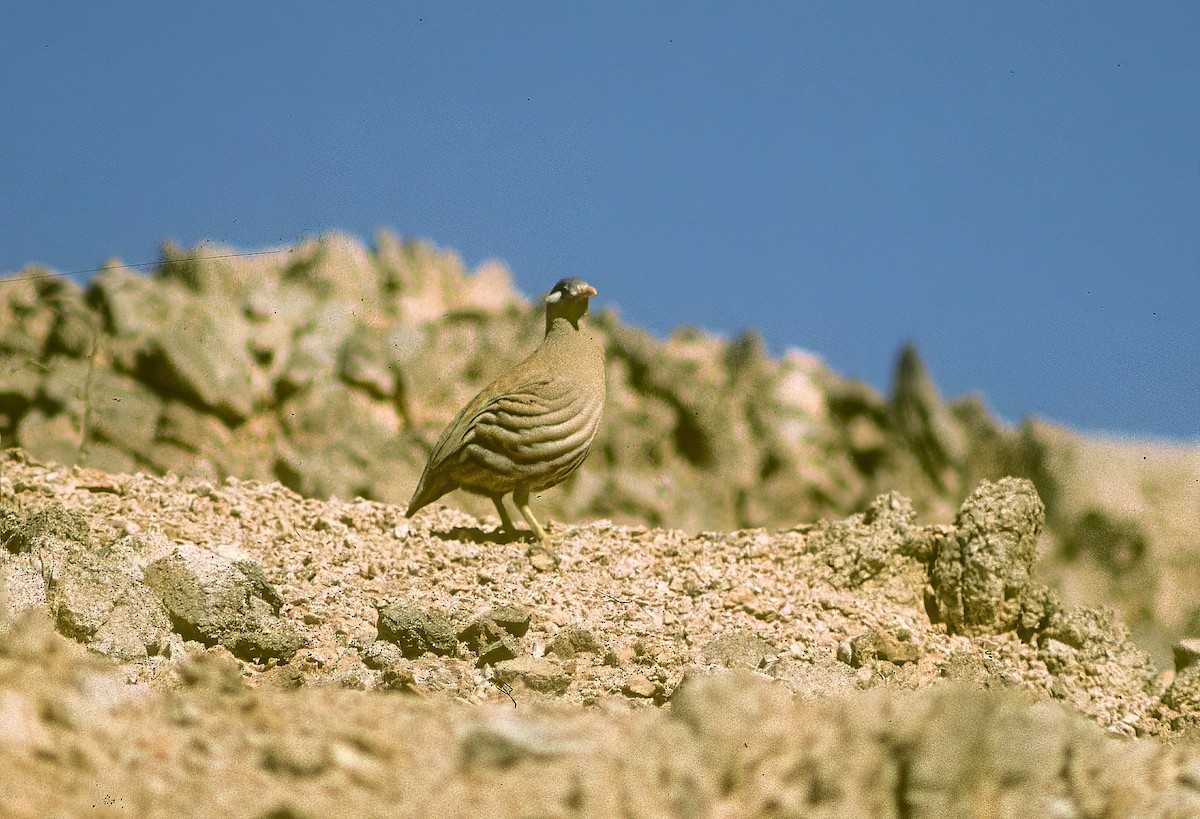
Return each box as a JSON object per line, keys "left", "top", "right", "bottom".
{"left": 930, "top": 477, "right": 1044, "bottom": 636}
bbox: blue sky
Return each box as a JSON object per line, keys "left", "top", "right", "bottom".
{"left": 2, "top": 3, "right": 1197, "bottom": 440}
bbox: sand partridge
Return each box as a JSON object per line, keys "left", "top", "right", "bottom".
{"left": 406, "top": 278, "right": 605, "bottom": 539}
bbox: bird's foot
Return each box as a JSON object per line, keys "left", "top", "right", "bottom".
{"left": 526, "top": 541, "right": 560, "bottom": 572}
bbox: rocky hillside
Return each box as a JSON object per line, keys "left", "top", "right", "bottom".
{"left": 1, "top": 233, "right": 1198, "bottom": 662}
{"left": 1, "top": 452, "right": 1199, "bottom": 816}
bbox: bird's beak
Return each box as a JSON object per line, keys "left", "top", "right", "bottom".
{"left": 581, "top": 284, "right": 597, "bottom": 297}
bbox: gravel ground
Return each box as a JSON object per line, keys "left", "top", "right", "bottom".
{"left": 2, "top": 450, "right": 1199, "bottom": 817}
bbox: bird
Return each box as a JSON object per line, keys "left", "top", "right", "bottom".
{"left": 406, "top": 277, "right": 606, "bottom": 540}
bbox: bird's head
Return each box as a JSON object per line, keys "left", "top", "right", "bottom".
{"left": 544, "top": 277, "right": 597, "bottom": 331}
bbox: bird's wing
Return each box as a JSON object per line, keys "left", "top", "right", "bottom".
{"left": 420, "top": 358, "right": 560, "bottom": 465}
{"left": 464, "top": 378, "right": 584, "bottom": 464}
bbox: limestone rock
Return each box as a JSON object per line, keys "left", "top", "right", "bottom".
{"left": 276, "top": 303, "right": 354, "bottom": 397}
{"left": 15, "top": 409, "right": 81, "bottom": 466}
{"left": 456, "top": 615, "right": 510, "bottom": 657}
{"left": 930, "top": 478, "right": 1044, "bottom": 635}
{"left": 376, "top": 604, "right": 458, "bottom": 659}
{"left": 0, "top": 273, "right": 55, "bottom": 356}
{"left": 143, "top": 543, "right": 304, "bottom": 662}
{"left": 338, "top": 324, "right": 396, "bottom": 399}
{"left": 0, "top": 356, "right": 42, "bottom": 421}
{"left": 812, "top": 491, "right": 924, "bottom": 592}
{"left": 39, "top": 357, "right": 164, "bottom": 457}
{"left": 1175, "top": 638, "right": 1200, "bottom": 674}
{"left": 86, "top": 264, "right": 173, "bottom": 344}
{"left": 144, "top": 301, "right": 256, "bottom": 423}
{"left": 547, "top": 626, "right": 604, "bottom": 659}
{"left": 0, "top": 555, "right": 48, "bottom": 625}
{"left": 846, "top": 627, "right": 921, "bottom": 668}
{"left": 890, "top": 343, "right": 969, "bottom": 490}
{"left": 1165, "top": 664, "right": 1200, "bottom": 717}
{"left": 700, "top": 632, "right": 779, "bottom": 670}
{"left": 157, "top": 400, "right": 232, "bottom": 454}
{"left": 42, "top": 278, "right": 96, "bottom": 358}
{"left": 0, "top": 503, "right": 92, "bottom": 558}
{"left": 622, "top": 673, "right": 660, "bottom": 699}
{"left": 485, "top": 604, "right": 532, "bottom": 637}
{"left": 492, "top": 656, "right": 570, "bottom": 696}
{"left": 46, "top": 537, "right": 172, "bottom": 660}
{"left": 156, "top": 240, "right": 293, "bottom": 301}
{"left": 0, "top": 506, "right": 170, "bottom": 658}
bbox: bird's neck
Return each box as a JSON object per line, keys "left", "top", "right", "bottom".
{"left": 545, "top": 314, "right": 583, "bottom": 336}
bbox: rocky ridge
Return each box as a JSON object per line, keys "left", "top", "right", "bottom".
{"left": 1, "top": 233, "right": 1198, "bottom": 661}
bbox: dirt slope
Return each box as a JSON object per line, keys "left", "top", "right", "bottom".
{"left": 2, "top": 451, "right": 1199, "bottom": 816}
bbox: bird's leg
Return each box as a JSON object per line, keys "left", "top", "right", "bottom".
{"left": 491, "top": 495, "right": 517, "bottom": 534}
{"left": 512, "top": 487, "right": 548, "bottom": 540}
